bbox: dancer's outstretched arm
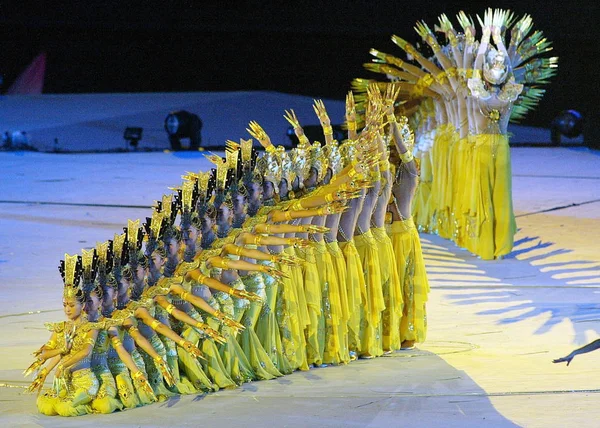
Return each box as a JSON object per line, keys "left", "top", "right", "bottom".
{"left": 553, "top": 339, "right": 600, "bottom": 366}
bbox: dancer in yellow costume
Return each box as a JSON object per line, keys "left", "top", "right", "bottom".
{"left": 388, "top": 114, "right": 430, "bottom": 348}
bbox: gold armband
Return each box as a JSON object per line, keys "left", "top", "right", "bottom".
{"left": 180, "top": 291, "right": 189, "bottom": 300}
{"left": 228, "top": 287, "right": 235, "bottom": 296}
{"left": 348, "top": 168, "right": 358, "bottom": 178}
{"left": 325, "top": 193, "right": 334, "bottom": 203}
{"left": 323, "top": 126, "right": 333, "bottom": 136}
{"left": 178, "top": 339, "right": 187, "bottom": 347}
{"left": 291, "top": 201, "right": 304, "bottom": 211}
{"left": 253, "top": 235, "right": 263, "bottom": 245}
{"left": 165, "top": 304, "right": 176, "bottom": 315}
{"left": 84, "top": 337, "right": 96, "bottom": 346}
{"left": 220, "top": 258, "right": 230, "bottom": 269}
{"left": 284, "top": 211, "right": 293, "bottom": 221}
{"left": 233, "top": 246, "right": 243, "bottom": 256}
{"left": 150, "top": 320, "right": 161, "bottom": 330}
{"left": 129, "top": 326, "right": 139, "bottom": 335}
{"left": 270, "top": 255, "right": 278, "bottom": 263}
{"left": 386, "top": 114, "right": 396, "bottom": 124}
{"left": 264, "top": 224, "right": 271, "bottom": 234}
{"left": 46, "top": 338, "right": 57, "bottom": 349}
{"left": 132, "top": 371, "right": 144, "bottom": 380}
{"left": 111, "top": 337, "right": 122, "bottom": 347}
{"left": 399, "top": 151, "right": 414, "bottom": 164}
{"left": 347, "top": 121, "right": 357, "bottom": 132}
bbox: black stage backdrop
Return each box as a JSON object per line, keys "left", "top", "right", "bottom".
{"left": 0, "top": 1, "right": 599, "bottom": 140}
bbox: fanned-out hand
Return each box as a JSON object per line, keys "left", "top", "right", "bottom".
{"left": 213, "top": 310, "right": 245, "bottom": 332}
{"left": 231, "top": 288, "right": 263, "bottom": 303}
{"left": 179, "top": 340, "right": 206, "bottom": 360}
{"left": 154, "top": 356, "right": 176, "bottom": 387}
{"left": 260, "top": 264, "right": 289, "bottom": 279}
{"left": 196, "top": 322, "right": 227, "bottom": 344}
{"left": 23, "top": 358, "right": 44, "bottom": 377}
{"left": 25, "top": 368, "right": 48, "bottom": 395}
{"left": 247, "top": 121, "right": 271, "bottom": 147}
{"left": 132, "top": 371, "right": 157, "bottom": 402}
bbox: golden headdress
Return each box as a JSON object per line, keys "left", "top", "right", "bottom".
{"left": 277, "top": 146, "right": 296, "bottom": 186}
{"left": 59, "top": 253, "right": 84, "bottom": 302}
{"left": 307, "top": 141, "right": 328, "bottom": 183}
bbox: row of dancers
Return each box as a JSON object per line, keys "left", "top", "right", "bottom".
{"left": 25, "top": 86, "right": 430, "bottom": 416}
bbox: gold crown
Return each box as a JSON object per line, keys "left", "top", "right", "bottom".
{"left": 150, "top": 209, "right": 165, "bottom": 239}
{"left": 308, "top": 141, "right": 328, "bottom": 183}
{"left": 126, "top": 219, "right": 141, "bottom": 250}
{"left": 291, "top": 145, "right": 310, "bottom": 181}
{"left": 180, "top": 180, "right": 196, "bottom": 212}
{"left": 112, "top": 232, "right": 126, "bottom": 265}
{"left": 206, "top": 154, "right": 228, "bottom": 190}
{"left": 325, "top": 140, "right": 343, "bottom": 176}
{"left": 260, "top": 150, "right": 282, "bottom": 190}
{"left": 277, "top": 146, "right": 296, "bottom": 185}
{"left": 62, "top": 253, "right": 83, "bottom": 300}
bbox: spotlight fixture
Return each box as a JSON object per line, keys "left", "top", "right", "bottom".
{"left": 123, "top": 127, "right": 143, "bottom": 149}
{"left": 551, "top": 110, "right": 583, "bottom": 146}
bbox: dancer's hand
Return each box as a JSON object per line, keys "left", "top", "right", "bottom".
{"left": 178, "top": 340, "right": 205, "bottom": 360}
{"left": 23, "top": 358, "right": 44, "bottom": 377}
{"left": 132, "top": 371, "right": 157, "bottom": 402}
{"left": 25, "top": 368, "right": 48, "bottom": 395}
{"left": 552, "top": 354, "right": 575, "bottom": 366}
{"left": 231, "top": 288, "right": 263, "bottom": 303}
{"left": 154, "top": 356, "right": 175, "bottom": 386}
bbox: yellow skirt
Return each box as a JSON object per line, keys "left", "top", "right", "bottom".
{"left": 326, "top": 241, "right": 351, "bottom": 364}
{"left": 465, "top": 133, "right": 516, "bottom": 260}
{"left": 372, "top": 227, "right": 403, "bottom": 352}
{"left": 354, "top": 230, "right": 385, "bottom": 358}
{"left": 389, "top": 218, "right": 429, "bottom": 343}
{"left": 295, "top": 245, "right": 324, "bottom": 366}
{"left": 339, "top": 240, "right": 366, "bottom": 355}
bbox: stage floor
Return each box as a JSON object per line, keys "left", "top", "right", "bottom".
{"left": 1, "top": 146, "right": 599, "bottom": 427}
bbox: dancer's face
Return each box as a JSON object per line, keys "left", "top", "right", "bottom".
{"left": 217, "top": 204, "right": 233, "bottom": 227}
{"left": 249, "top": 182, "right": 262, "bottom": 203}
{"left": 63, "top": 297, "right": 83, "bottom": 321}
{"left": 167, "top": 237, "right": 179, "bottom": 258}
{"left": 233, "top": 193, "right": 246, "bottom": 216}
{"left": 278, "top": 179, "right": 288, "bottom": 198}
{"left": 263, "top": 181, "right": 275, "bottom": 201}
{"left": 85, "top": 291, "right": 101, "bottom": 316}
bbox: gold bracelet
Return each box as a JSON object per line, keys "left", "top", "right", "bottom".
{"left": 347, "top": 121, "right": 356, "bottom": 132}
{"left": 84, "top": 337, "right": 96, "bottom": 346}
{"left": 111, "top": 337, "right": 122, "bottom": 347}
{"left": 46, "top": 339, "right": 57, "bottom": 349}
{"left": 317, "top": 208, "right": 325, "bottom": 216}
{"left": 150, "top": 320, "right": 161, "bottom": 330}
{"left": 399, "top": 150, "right": 414, "bottom": 163}
{"left": 253, "top": 235, "right": 263, "bottom": 245}
{"left": 264, "top": 224, "right": 271, "bottom": 234}
{"left": 228, "top": 287, "right": 235, "bottom": 296}
{"left": 325, "top": 193, "right": 334, "bottom": 203}
{"left": 129, "top": 326, "right": 139, "bottom": 335}
{"left": 178, "top": 339, "right": 187, "bottom": 347}
{"left": 132, "top": 371, "right": 144, "bottom": 380}
{"left": 323, "top": 126, "right": 333, "bottom": 136}
{"left": 165, "top": 304, "right": 175, "bottom": 315}
{"left": 181, "top": 291, "right": 189, "bottom": 300}
{"left": 220, "top": 258, "right": 230, "bottom": 269}
{"left": 284, "top": 211, "right": 293, "bottom": 221}
{"left": 233, "top": 246, "right": 243, "bottom": 256}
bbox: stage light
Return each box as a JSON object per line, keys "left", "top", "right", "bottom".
{"left": 164, "top": 110, "right": 203, "bottom": 151}
{"left": 123, "top": 127, "right": 143, "bottom": 149}
{"left": 551, "top": 110, "right": 583, "bottom": 146}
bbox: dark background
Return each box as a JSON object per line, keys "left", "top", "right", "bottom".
{"left": 1, "top": 0, "right": 599, "bottom": 135}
